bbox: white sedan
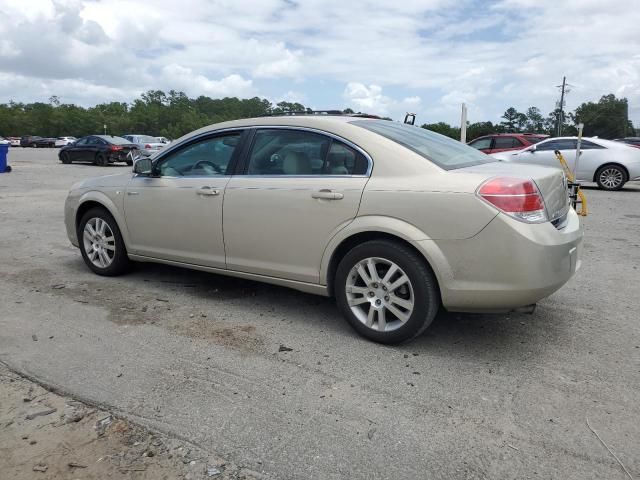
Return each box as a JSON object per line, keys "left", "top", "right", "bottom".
{"left": 55, "top": 136, "right": 77, "bottom": 147}
{"left": 492, "top": 137, "right": 640, "bottom": 190}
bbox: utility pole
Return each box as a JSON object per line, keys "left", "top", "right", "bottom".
{"left": 556, "top": 76, "right": 566, "bottom": 137}
{"left": 460, "top": 103, "right": 467, "bottom": 143}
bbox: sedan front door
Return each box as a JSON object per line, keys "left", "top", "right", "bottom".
{"left": 123, "top": 131, "right": 244, "bottom": 268}
{"left": 223, "top": 128, "right": 370, "bottom": 284}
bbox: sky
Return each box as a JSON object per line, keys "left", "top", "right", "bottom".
{"left": 0, "top": 0, "right": 639, "bottom": 126}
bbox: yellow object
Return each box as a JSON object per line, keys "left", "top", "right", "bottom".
{"left": 554, "top": 151, "right": 587, "bottom": 216}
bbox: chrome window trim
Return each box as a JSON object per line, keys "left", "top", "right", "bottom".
{"left": 151, "top": 127, "right": 246, "bottom": 165}
{"left": 246, "top": 125, "right": 374, "bottom": 177}
{"left": 153, "top": 125, "right": 374, "bottom": 178}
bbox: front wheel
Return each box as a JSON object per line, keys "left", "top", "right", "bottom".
{"left": 335, "top": 240, "right": 440, "bottom": 344}
{"left": 78, "top": 208, "right": 131, "bottom": 276}
{"left": 60, "top": 152, "right": 71, "bottom": 164}
{"left": 596, "top": 164, "right": 627, "bottom": 190}
{"left": 95, "top": 153, "right": 108, "bottom": 166}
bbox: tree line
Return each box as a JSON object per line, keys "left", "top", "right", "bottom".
{"left": 0, "top": 90, "right": 634, "bottom": 141}
{"left": 423, "top": 94, "right": 634, "bottom": 140}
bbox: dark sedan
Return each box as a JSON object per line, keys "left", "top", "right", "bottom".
{"left": 21, "top": 135, "right": 57, "bottom": 147}
{"left": 58, "top": 135, "right": 139, "bottom": 166}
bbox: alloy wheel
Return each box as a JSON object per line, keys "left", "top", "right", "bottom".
{"left": 345, "top": 257, "right": 414, "bottom": 332}
{"left": 599, "top": 167, "right": 624, "bottom": 189}
{"left": 82, "top": 217, "right": 116, "bottom": 268}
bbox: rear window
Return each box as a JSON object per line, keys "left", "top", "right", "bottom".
{"left": 100, "top": 136, "right": 132, "bottom": 145}
{"left": 351, "top": 120, "right": 494, "bottom": 170}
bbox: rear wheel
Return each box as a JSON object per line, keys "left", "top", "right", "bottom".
{"left": 335, "top": 240, "right": 440, "bottom": 344}
{"left": 78, "top": 207, "right": 131, "bottom": 276}
{"left": 95, "top": 153, "right": 108, "bottom": 167}
{"left": 60, "top": 152, "right": 71, "bottom": 164}
{"left": 596, "top": 164, "right": 627, "bottom": 190}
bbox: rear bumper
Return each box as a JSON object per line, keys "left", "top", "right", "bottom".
{"left": 417, "top": 209, "right": 583, "bottom": 312}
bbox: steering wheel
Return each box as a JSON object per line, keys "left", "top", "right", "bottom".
{"left": 193, "top": 160, "right": 222, "bottom": 174}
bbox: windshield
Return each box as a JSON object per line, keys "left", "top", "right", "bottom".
{"left": 351, "top": 120, "right": 494, "bottom": 170}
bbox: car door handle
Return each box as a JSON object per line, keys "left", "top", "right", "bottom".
{"left": 127, "top": 191, "right": 139, "bottom": 196}
{"left": 311, "top": 189, "right": 344, "bottom": 200}
{"left": 197, "top": 186, "right": 220, "bottom": 196}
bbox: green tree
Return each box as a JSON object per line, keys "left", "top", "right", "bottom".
{"left": 525, "top": 107, "right": 545, "bottom": 133}
{"left": 500, "top": 107, "right": 522, "bottom": 132}
{"left": 573, "top": 94, "right": 631, "bottom": 138}
{"left": 466, "top": 121, "right": 498, "bottom": 140}
{"left": 421, "top": 122, "right": 460, "bottom": 139}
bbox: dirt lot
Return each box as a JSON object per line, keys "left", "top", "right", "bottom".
{"left": 1, "top": 147, "right": 639, "bottom": 479}
{"left": 0, "top": 364, "right": 258, "bottom": 479}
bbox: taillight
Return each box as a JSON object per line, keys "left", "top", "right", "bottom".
{"left": 144, "top": 144, "right": 152, "bottom": 149}
{"left": 110, "top": 145, "right": 123, "bottom": 151}
{"left": 477, "top": 177, "right": 547, "bottom": 223}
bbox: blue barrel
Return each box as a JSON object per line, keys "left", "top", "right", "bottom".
{"left": 0, "top": 143, "right": 8, "bottom": 173}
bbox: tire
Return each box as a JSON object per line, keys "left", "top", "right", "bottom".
{"left": 335, "top": 240, "right": 440, "bottom": 344}
{"left": 78, "top": 207, "right": 131, "bottom": 276}
{"left": 95, "top": 153, "right": 108, "bottom": 167}
{"left": 596, "top": 164, "right": 627, "bottom": 191}
{"left": 60, "top": 152, "right": 71, "bottom": 164}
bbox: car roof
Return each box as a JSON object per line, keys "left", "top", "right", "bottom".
{"left": 171, "top": 115, "right": 372, "bottom": 145}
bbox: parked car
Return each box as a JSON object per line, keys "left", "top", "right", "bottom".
{"left": 613, "top": 137, "right": 640, "bottom": 149}
{"left": 58, "top": 135, "right": 139, "bottom": 166}
{"left": 0, "top": 137, "right": 9, "bottom": 145}
{"left": 55, "top": 136, "right": 77, "bottom": 147}
{"left": 8, "top": 137, "right": 21, "bottom": 147}
{"left": 155, "top": 136, "right": 171, "bottom": 145}
{"left": 20, "top": 135, "right": 57, "bottom": 147}
{"left": 468, "top": 133, "right": 548, "bottom": 154}
{"left": 64, "top": 116, "right": 583, "bottom": 344}
{"left": 121, "top": 134, "right": 165, "bottom": 156}
{"left": 492, "top": 136, "right": 640, "bottom": 190}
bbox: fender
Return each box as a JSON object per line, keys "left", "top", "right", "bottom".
{"left": 76, "top": 190, "right": 132, "bottom": 248}
{"left": 319, "top": 215, "right": 454, "bottom": 288}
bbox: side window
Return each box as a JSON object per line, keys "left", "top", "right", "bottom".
{"left": 580, "top": 140, "right": 605, "bottom": 150}
{"left": 75, "top": 137, "right": 88, "bottom": 146}
{"left": 86, "top": 137, "right": 99, "bottom": 145}
{"left": 469, "top": 138, "right": 492, "bottom": 150}
{"left": 494, "top": 137, "right": 518, "bottom": 149}
{"left": 537, "top": 139, "right": 577, "bottom": 151}
{"left": 326, "top": 141, "right": 369, "bottom": 175}
{"left": 158, "top": 133, "right": 241, "bottom": 177}
{"left": 247, "top": 129, "right": 331, "bottom": 175}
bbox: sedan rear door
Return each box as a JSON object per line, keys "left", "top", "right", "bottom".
{"left": 223, "top": 127, "right": 370, "bottom": 284}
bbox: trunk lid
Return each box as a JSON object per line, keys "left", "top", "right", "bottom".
{"left": 460, "top": 162, "right": 570, "bottom": 223}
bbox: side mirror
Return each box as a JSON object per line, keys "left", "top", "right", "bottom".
{"left": 133, "top": 157, "right": 153, "bottom": 175}
{"left": 528, "top": 145, "right": 536, "bottom": 153}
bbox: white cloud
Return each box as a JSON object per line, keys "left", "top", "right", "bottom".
{"left": 0, "top": 0, "right": 638, "bottom": 126}
{"left": 160, "top": 65, "right": 254, "bottom": 98}
{"left": 344, "top": 83, "right": 391, "bottom": 115}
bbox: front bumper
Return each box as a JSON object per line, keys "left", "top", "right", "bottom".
{"left": 418, "top": 208, "right": 583, "bottom": 312}
{"left": 64, "top": 191, "right": 82, "bottom": 247}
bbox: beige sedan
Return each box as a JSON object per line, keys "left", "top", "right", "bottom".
{"left": 64, "top": 116, "right": 583, "bottom": 343}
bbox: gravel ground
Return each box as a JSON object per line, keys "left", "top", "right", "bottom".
{"left": 1, "top": 147, "right": 639, "bottom": 479}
